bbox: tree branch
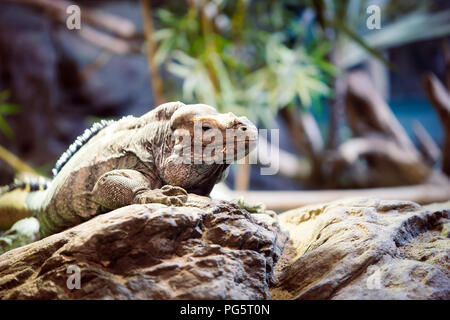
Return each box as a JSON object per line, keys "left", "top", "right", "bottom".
{"left": 412, "top": 121, "right": 440, "bottom": 166}
{"left": 6, "top": 0, "right": 140, "bottom": 54}
{"left": 140, "top": 0, "right": 165, "bottom": 106}
{"left": 212, "top": 182, "right": 450, "bottom": 211}
{"left": 423, "top": 72, "right": 450, "bottom": 176}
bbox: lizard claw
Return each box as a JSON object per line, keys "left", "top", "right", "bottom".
{"left": 135, "top": 185, "right": 188, "bottom": 206}
{"left": 161, "top": 185, "right": 187, "bottom": 196}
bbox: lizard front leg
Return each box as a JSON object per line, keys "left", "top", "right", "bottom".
{"left": 90, "top": 169, "right": 188, "bottom": 210}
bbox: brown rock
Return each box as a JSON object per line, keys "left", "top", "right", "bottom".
{"left": 272, "top": 198, "right": 450, "bottom": 300}
{"left": 0, "top": 196, "right": 287, "bottom": 300}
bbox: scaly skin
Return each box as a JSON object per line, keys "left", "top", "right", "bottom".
{"left": 0, "top": 102, "right": 258, "bottom": 253}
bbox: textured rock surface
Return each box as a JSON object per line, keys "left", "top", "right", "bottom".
{"left": 0, "top": 196, "right": 286, "bottom": 299}
{"left": 2, "top": 196, "right": 448, "bottom": 300}
{"left": 272, "top": 198, "right": 450, "bottom": 300}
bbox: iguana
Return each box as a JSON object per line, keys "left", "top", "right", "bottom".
{"left": 0, "top": 102, "right": 257, "bottom": 254}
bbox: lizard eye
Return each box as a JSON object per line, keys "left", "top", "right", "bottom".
{"left": 202, "top": 124, "right": 212, "bottom": 132}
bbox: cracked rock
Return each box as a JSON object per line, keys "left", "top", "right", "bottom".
{"left": 272, "top": 198, "right": 450, "bottom": 300}
{"left": 0, "top": 195, "right": 287, "bottom": 299}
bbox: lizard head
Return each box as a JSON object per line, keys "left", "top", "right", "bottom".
{"left": 169, "top": 103, "right": 258, "bottom": 164}
{"left": 160, "top": 103, "right": 258, "bottom": 194}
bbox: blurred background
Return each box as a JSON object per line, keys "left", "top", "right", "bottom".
{"left": 1, "top": 0, "right": 450, "bottom": 210}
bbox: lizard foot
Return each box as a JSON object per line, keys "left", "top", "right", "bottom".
{"left": 134, "top": 185, "right": 188, "bottom": 206}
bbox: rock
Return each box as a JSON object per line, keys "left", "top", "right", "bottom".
{"left": 0, "top": 2, "right": 153, "bottom": 168}
{"left": 2, "top": 196, "right": 448, "bottom": 300}
{"left": 272, "top": 198, "right": 450, "bottom": 300}
{"left": 0, "top": 196, "right": 287, "bottom": 300}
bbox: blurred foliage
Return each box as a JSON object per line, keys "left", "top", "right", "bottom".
{"left": 153, "top": 0, "right": 336, "bottom": 126}
{"left": 0, "top": 90, "right": 20, "bottom": 139}
{"left": 151, "top": 0, "right": 439, "bottom": 126}
{"left": 309, "top": 0, "right": 432, "bottom": 66}
{"left": 311, "top": 0, "right": 450, "bottom": 68}
{"left": 0, "top": 90, "right": 37, "bottom": 177}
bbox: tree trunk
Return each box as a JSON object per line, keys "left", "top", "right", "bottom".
{"left": 328, "top": 71, "right": 433, "bottom": 187}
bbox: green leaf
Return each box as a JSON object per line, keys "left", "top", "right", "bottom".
{"left": 0, "top": 104, "right": 20, "bottom": 115}
{"left": 0, "top": 115, "right": 13, "bottom": 139}
{"left": 152, "top": 28, "right": 174, "bottom": 42}
{"left": 156, "top": 9, "right": 175, "bottom": 24}
{"left": 167, "top": 61, "right": 191, "bottom": 78}
{"left": 154, "top": 36, "right": 176, "bottom": 65}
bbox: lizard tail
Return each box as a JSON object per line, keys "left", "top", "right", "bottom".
{"left": 0, "top": 177, "right": 50, "bottom": 231}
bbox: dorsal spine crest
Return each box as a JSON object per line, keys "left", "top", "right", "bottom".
{"left": 52, "top": 116, "right": 132, "bottom": 177}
